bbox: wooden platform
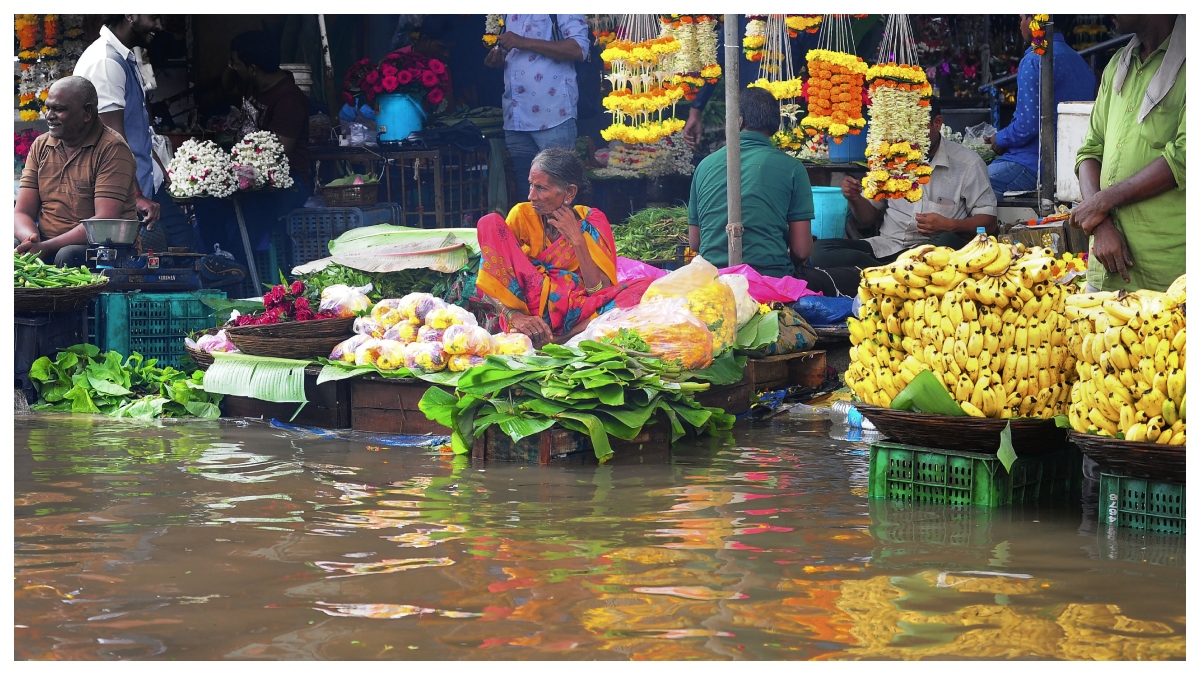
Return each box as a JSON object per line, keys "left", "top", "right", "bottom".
{"left": 222, "top": 365, "right": 352, "bottom": 428}
{"left": 747, "top": 350, "right": 827, "bottom": 391}
{"left": 471, "top": 421, "right": 671, "bottom": 465}
{"left": 350, "top": 376, "right": 450, "bottom": 436}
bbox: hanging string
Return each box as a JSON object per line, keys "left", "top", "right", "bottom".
{"left": 817, "top": 14, "right": 855, "bottom": 55}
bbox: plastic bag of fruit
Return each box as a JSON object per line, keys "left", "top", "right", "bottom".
{"left": 403, "top": 341, "right": 447, "bottom": 372}
{"left": 491, "top": 332, "right": 534, "bottom": 356}
{"left": 642, "top": 256, "right": 737, "bottom": 352}
{"left": 569, "top": 297, "right": 714, "bottom": 369}
{"left": 397, "top": 293, "right": 446, "bottom": 323}
{"left": 443, "top": 324, "right": 495, "bottom": 356}
{"left": 318, "top": 283, "right": 373, "bottom": 319}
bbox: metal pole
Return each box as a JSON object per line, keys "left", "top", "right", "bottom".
{"left": 724, "top": 14, "right": 743, "bottom": 266}
{"left": 1038, "top": 19, "right": 1056, "bottom": 213}
{"left": 232, "top": 194, "right": 262, "bottom": 293}
{"left": 981, "top": 15, "right": 991, "bottom": 86}
{"left": 317, "top": 15, "right": 339, "bottom": 120}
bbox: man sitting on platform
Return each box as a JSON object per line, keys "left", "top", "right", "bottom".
{"left": 15, "top": 76, "right": 139, "bottom": 266}
{"left": 809, "top": 98, "right": 998, "bottom": 269}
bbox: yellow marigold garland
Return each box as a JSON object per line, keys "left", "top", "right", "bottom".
{"left": 601, "top": 28, "right": 685, "bottom": 146}
{"left": 482, "top": 15, "right": 503, "bottom": 47}
{"left": 861, "top": 65, "right": 932, "bottom": 203}
{"left": 802, "top": 49, "right": 867, "bottom": 143}
{"left": 743, "top": 15, "right": 767, "bottom": 61}
{"left": 785, "top": 15, "right": 822, "bottom": 37}
{"left": 1029, "top": 14, "right": 1050, "bottom": 55}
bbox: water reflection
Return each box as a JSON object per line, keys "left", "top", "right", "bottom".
{"left": 14, "top": 414, "right": 1186, "bottom": 660}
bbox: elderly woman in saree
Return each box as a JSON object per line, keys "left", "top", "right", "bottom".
{"left": 475, "top": 148, "right": 651, "bottom": 348}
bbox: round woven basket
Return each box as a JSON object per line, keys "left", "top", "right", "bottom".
{"left": 855, "top": 403, "right": 1069, "bottom": 455}
{"left": 1069, "top": 431, "right": 1186, "bottom": 484}
{"left": 14, "top": 279, "right": 109, "bottom": 313}
{"left": 321, "top": 183, "right": 379, "bottom": 207}
{"left": 225, "top": 317, "right": 354, "bottom": 360}
{"left": 185, "top": 327, "right": 222, "bottom": 371}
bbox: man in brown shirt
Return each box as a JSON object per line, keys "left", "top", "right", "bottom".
{"left": 15, "top": 76, "right": 139, "bottom": 266}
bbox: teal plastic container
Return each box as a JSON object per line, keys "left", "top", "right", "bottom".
{"left": 828, "top": 126, "right": 868, "bottom": 163}
{"left": 1099, "top": 473, "right": 1185, "bottom": 535}
{"left": 811, "top": 186, "right": 849, "bottom": 239}
{"left": 376, "top": 93, "right": 426, "bottom": 142}
{"left": 88, "top": 290, "right": 226, "bottom": 369}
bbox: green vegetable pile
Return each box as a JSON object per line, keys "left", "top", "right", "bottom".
{"left": 15, "top": 252, "right": 104, "bottom": 288}
{"left": 298, "top": 260, "right": 477, "bottom": 306}
{"left": 418, "top": 340, "right": 735, "bottom": 462}
{"left": 612, "top": 206, "right": 689, "bottom": 261}
{"left": 29, "top": 344, "right": 222, "bottom": 419}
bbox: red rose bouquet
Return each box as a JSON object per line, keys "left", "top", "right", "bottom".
{"left": 15, "top": 129, "right": 43, "bottom": 163}
{"left": 232, "top": 281, "right": 337, "bottom": 326}
{"left": 342, "top": 47, "right": 451, "bottom": 113}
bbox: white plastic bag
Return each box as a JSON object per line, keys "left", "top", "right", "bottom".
{"left": 318, "top": 283, "right": 373, "bottom": 318}
{"left": 568, "top": 297, "right": 714, "bottom": 370}
{"left": 719, "top": 273, "right": 757, "bottom": 329}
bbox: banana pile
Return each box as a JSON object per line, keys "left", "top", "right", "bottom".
{"left": 845, "top": 233, "right": 1074, "bottom": 418}
{"left": 1064, "top": 274, "right": 1186, "bottom": 444}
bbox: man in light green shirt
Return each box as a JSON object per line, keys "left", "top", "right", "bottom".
{"left": 1071, "top": 14, "right": 1185, "bottom": 292}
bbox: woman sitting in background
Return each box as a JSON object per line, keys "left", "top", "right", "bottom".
{"left": 475, "top": 148, "right": 651, "bottom": 348}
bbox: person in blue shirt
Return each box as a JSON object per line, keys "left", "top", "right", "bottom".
{"left": 985, "top": 15, "right": 1096, "bottom": 198}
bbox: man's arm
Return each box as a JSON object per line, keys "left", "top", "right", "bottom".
{"left": 842, "top": 175, "right": 881, "bottom": 229}
{"left": 688, "top": 224, "right": 701, "bottom": 253}
{"left": 14, "top": 188, "right": 41, "bottom": 243}
{"left": 496, "top": 20, "right": 585, "bottom": 62}
{"left": 788, "top": 220, "right": 813, "bottom": 261}
{"left": 992, "top": 53, "right": 1040, "bottom": 151}
{"left": 99, "top": 109, "right": 127, "bottom": 142}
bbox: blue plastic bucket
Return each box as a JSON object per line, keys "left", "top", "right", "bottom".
{"left": 376, "top": 93, "right": 426, "bottom": 142}
{"left": 828, "top": 125, "right": 868, "bottom": 163}
{"left": 811, "top": 186, "right": 849, "bottom": 239}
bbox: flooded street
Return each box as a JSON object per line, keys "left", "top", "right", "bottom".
{"left": 14, "top": 413, "right": 1186, "bottom": 660}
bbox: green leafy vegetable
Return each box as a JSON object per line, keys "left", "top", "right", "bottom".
{"left": 29, "top": 345, "right": 222, "bottom": 419}
{"left": 612, "top": 206, "right": 689, "bottom": 261}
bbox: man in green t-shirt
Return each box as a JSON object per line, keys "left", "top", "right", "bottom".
{"left": 1070, "top": 14, "right": 1185, "bottom": 292}
{"left": 688, "top": 87, "right": 815, "bottom": 281}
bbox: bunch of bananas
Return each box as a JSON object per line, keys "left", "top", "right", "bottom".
{"left": 845, "top": 234, "right": 1074, "bottom": 418}
{"left": 1065, "top": 274, "right": 1186, "bottom": 444}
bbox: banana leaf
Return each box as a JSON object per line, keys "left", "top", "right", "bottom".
{"left": 204, "top": 352, "right": 308, "bottom": 404}
{"left": 315, "top": 359, "right": 463, "bottom": 388}
{"left": 889, "top": 370, "right": 967, "bottom": 416}
{"left": 683, "top": 351, "right": 747, "bottom": 386}
{"left": 293, "top": 231, "right": 471, "bottom": 276}
{"left": 328, "top": 224, "right": 480, "bottom": 255}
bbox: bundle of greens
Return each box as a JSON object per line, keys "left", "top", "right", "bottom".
{"left": 418, "top": 340, "right": 735, "bottom": 461}
{"left": 612, "top": 206, "right": 690, "bottom": 261}
{"left": 15, "top": 252, "right": 105, "bottom": 288}
{"left": 298, "top": 262, "right": 464, "bottom": 305}
{"left": 29, "top": 344, "right": 222, "bottom": 419}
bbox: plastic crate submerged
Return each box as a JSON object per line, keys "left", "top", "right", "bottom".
{"left": 92, "top": 290, "right": 225, "bottom": 369}
{"left": 868, "top": 442, "right": 1074, "bottom": 507}
{"left": 1097, "top": 526, "right": 1185, "bottom": 567}
{"left": 1099, "top": 474, "right": 1185, "bottom": 536}
{"left": 15, "top": 308, "right": 89, "bottom": 402}
{"left": 286, "top": 203, "right": 397, "bottom": 267}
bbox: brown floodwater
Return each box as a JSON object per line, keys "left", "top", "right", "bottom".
{"left": 14, "top": 413, "right": 1186, "bottom": 660}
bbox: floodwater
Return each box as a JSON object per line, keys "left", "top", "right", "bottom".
{"left": 14, "top": 413, "right": 1186, "bottom": 660}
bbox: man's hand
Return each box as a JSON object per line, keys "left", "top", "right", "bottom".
{"left": 841, "top": 175, "right": 864, "bottom": 202}
{"left": 983, "top": 135, "right": 1003, "bottom": 155}
{"left": 496, "top": 31, "right": 526, "bottom": 52}
{"left": 1069, "top": 190, "right": 1111, "bottom": 235}
{"left": 136, "top": 194, "right": 161, "bottom": 230}
{"left": 915, "top": 212, "right": 953, "bottom": 236}
{"left": 1091, "top": 219, "right": 1133, "bottom": 283}
{"left": 15, "top": 233, "right": 42, "bottom": 257}
{"left": 508, "top": 314, "right": 554, "bottom": 348}
{"left": 545, "top": 205, "right": 583, "bottom": 244}
{"left": 683, "top": 108, "right": 704, "bottom": 150}
{"left": 484, "top": 46, "right": 505, "bottom": 68}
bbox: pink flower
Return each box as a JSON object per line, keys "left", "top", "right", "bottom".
{"left": 382, "top": 75, "right": 399, "bottom": 92}
{"left": 290, "top": 280, "right": 305, "bottom": 296}
{"left": 421, "top": 71, "right": 439, "bottom": 88}
{"left": 382, "top": 64, "right": 398, "bottom": 78}
{"left": 294, "top": 296, "right": 310, "bottom": 310}
{"left": 428, "top": 59, "right": 445, "bottom": 75}
{"left": 396, "top": 70, "right": 413, "bottom": 85}
{"left": 427, "top": 88, "right": 444, "bottom": 105}
{"left": 365, "top": 71, "right": 380, "bottom": 85}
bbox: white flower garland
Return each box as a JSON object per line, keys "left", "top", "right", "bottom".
{"left": 167, "top": 139, "right": 237, "bottom": 199}
{"left": 230, "top": 130, "right": 295, "bottom": 190}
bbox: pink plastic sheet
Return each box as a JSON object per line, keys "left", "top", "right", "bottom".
{"left": 616, "top": 257, "right": 669, "bottom": 284}
{"left": 718, "top": 264, "right": 821, "bottom": 302}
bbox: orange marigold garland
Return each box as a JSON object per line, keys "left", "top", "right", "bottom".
{"left": 1029, "top": 14, "right": 1050, "bottom": 55}
{"left": 600, "top": 15, "right": 686, "bottom": 145}
{"left": 660, "top": 15, "right": 721, "bottom": 101}
{"left": 785, "top": 15, "right": 822, "bottom": 37}
{"left": 743, "top": 15, "right": 767, "bottom": 61}
{"left": 801, "top": 49, "right": 866, "bottom": 144}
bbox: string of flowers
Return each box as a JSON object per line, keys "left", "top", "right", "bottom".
{"left": 167, "top": 140, "right": 238, "bottom": 199}
{"left": 230, "top": 131, "right": 295, "bottom": 190}
{"left": 1029, "top": 14, "right": 1050, "bottom": 55}
{"left": 861, "top": 15, "right": 933, "bottom": 202}
{"left": 589, "top": 14, "right": 617, "bottom": 47}
{"left": 786, "top": 15, "right": 822, "bottom": 37}
{"left": 743, "top": 15, "right": 768, "bottom": 61}
{"left": 802, "top": 49, "right": 867, "bottom": 143}
{"left": 600, "top": 15, "right": 685, "bottom": 145}
{"left": 594, "top": 132, "right": 694, "bottom": 179}
{"left": 15, "top": 14, "right": 82, "bottom": 122}
{"left": 482, "top": 15, "right": 503, "bottom": 47}
{"left": 659, "top": 15, "right": 721, "bottom": 101}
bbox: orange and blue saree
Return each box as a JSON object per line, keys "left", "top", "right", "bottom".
{"left": 475, "top": 203, "right": 650, "bottom": 336}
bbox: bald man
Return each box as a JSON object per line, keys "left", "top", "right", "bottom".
{"left": 15, "top": 76, "right": 140, "bottom": 266}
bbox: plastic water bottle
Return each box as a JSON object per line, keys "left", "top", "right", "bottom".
{"left": 831, "top": 400, "right": 875, "bottom": 430}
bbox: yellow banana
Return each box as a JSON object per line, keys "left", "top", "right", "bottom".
{"left": 1065, "top": 291, "right": 1116, "bottom": 308}
{"left": 1167, "top": 367, "right": 1185, "bottom": 407}
{"left": 1125, "top": 422, "right": 1147, "bottom": 442}
{"left": 1088, "top": 408, "right": 1119, "bottom": 436}
{"left": 1110, "top": 343, "right": 1131, "bottom": 371}
{"left": 1169, "top": 428, "right": 1186, "bottom": 445}
{"left": 1145, "top": 416, "right": 1164, "bottom": 441}
{"left": 980, "top": 242, "right": 1013, "bottom": 275}
{"left": 1162, "top": 399, "right": 1178, "bottom": 426}
{"left": 1156, "top": 428, "right": 1174, "bottom": 445}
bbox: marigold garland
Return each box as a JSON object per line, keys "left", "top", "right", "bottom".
{"left": 1029, "top": 14, "right": 1050, "bottom": 55}
{"left": 601, "top": 18, "right": 685, "bottom": 146}
{"left": 862, "top": 64, "right": 932, "bottom": 203}
{"left": 15, "top": 14, "right": 84, "bottom": 122}
{"left": 743, "top": 16, "right": 767, "bottom": 61}
{"left": 659, "top": 14, "right": 721, "bottom": 100}
{"left": 785, "top": 15, "right": 822, "bottom": 37}
{"left": 801, "top": 49, "right": 867, "bottom": 143}
{"left": 482, "top": 15, "right": 503, "bottom": 48}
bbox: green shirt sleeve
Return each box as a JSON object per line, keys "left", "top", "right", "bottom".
{"left": 1162, "top": 100, "right": 1186, "bottom": 191}
{"left": 787, "top": 165, "right": 815, "bottom": 222}
{"left": 1076, "top": 58, "right": 1115, "bottom": 172}
{"left": 687, "top": 170, "right": 700, "bottom": 225}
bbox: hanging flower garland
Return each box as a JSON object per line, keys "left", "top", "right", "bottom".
{"left": 230, "top": 131, "right": 295, "bottom": 190}
{"left": 1029, "top": 14, "right": 1050, "bottom": 55}
{"left": 595, "top": 132, "right": 694, "bottom": 179}
{"left": 659, "top": 15, "right": 721, "bottom": 101}
{"left": 743, "top": 15, "right": 768, "bottom": 61}
{"left": 167, "top": 139, "right": 238, "bottom": 199}
{"left": 785, "top": 15, "right": 822, "bottom": 37}
{"left": 801, "top": 49, "right": 867, "bottom": 143}
{"left": 482, "top": 15, "right": 503, "bottom": 48}
{"left": 862, "top": 63, "right": 933, "bottom": 202}
{"left": 600, "top": 17, "right": 686, "bottom": 145}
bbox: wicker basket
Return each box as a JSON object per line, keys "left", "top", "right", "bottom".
{"left": 14, "top": 279, "right": 110, "bottom": 313}
{"left": 321, "top": 182, "right": 380, "bottom": 207}
{"left": 1069, "top": 431, "right": 1186, "bottom": 484}
{"left": 855, "top": 404, "right": 1069, "bottom": 455}
{"left": 225, "top": 317, "right": 354, "bottom": 360}
{"left": 185, "top": 327, "right": 222, "bottom": 371}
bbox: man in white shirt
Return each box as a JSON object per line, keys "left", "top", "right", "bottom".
{"left": 484, "top": 14, "right": 589, "bottom": 206}
{"left": 75, "top": 14, "right": 198, "bottom": 252}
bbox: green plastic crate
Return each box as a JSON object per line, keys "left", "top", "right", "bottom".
{"left": 868, "top": 442, "right": 1074, "bottom": 507}
{"left": 90, "top": 290, "right": 225, "bottom": 369}
{"left": 1099, "top": 474, "right": 1185, "bottom": 536}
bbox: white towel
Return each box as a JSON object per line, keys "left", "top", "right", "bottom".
{"left": 1112, "top": 15, "right": 1185, "bottom": 124}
